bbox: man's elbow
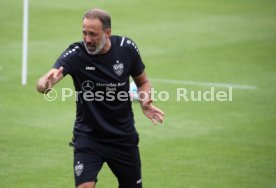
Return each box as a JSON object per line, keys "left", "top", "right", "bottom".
{"left": 135, "top": 77, "right": 150, "bottom": 88}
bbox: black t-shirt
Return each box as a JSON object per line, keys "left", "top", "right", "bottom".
{"left": 53, "top": 36, "right": 145, "bottom": 145}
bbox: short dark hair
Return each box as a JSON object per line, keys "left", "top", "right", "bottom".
{"left": 83, "top": 8, "right": 111, "bottom": 30}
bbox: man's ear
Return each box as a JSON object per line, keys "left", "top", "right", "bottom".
{"left": 105, "top": 28, "right": 111, "bottom": 38}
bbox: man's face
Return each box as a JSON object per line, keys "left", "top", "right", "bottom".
{"left": 82, "top": 18, "right": 110, "bottom": 55}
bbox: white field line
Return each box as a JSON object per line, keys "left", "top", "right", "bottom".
{"left": 150, "top": 78, "right": 257, "bottom": 90}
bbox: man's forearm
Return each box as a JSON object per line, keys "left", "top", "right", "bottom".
{"left": 137, "top": 80, "right": 152, "bottom": 106}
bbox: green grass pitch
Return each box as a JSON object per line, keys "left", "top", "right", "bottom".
{"left": 0, "top": 0, "right": 276, "bottom": 187}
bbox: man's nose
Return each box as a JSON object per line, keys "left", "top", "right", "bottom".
{"left": 84, "top": 36, "right": 93, "bottom": 43}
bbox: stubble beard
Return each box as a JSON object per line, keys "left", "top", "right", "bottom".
{"left": 84, "top": 35, "right": 107, "bottom": 55}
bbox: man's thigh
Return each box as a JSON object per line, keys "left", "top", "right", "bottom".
{"left": 106, "top": 146, "right": 142, "bottom": 188}
{"left": 74, "top": 147, "right": 104, "bottom": 187}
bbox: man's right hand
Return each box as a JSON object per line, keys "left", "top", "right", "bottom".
{"left": 37, "top": 67, "right": 64, "bottom": 94}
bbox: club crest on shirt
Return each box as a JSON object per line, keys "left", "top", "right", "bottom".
{"left": 113, "top": 60, "right": 124, "bottom": 76}
{"left": 75, "top": 161, "right": 84, "bottom": 176}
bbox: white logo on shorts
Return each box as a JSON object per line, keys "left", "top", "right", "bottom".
{"left": 137, "top": 178, "right": 142, "bottom": 184}
{"left": 75, "top": 161, "right": 84, "bottom": 176}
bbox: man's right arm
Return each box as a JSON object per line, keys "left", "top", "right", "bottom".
{"left": 36, "top": 67, "right": 64, "bottom": 94}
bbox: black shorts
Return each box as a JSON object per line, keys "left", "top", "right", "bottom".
{"left": 73, "top": 135, "right": 142, "bottom": 188}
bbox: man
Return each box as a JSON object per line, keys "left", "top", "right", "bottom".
{"left": 37, "top": 8, "right": 164, "bottom": 188}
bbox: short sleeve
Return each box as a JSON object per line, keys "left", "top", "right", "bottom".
{"left": 124, "top": 38, "right": 145, "bottom": 77}
{"left": 52, "top": 44, "right": 80, "bottom": 76}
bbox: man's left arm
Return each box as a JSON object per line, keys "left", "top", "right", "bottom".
{"left": 133, "top": 71, "right": 165, "bottom": 125}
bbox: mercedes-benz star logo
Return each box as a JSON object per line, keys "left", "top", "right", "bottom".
{"left": 82, "top": 80, "right": 94, "bottom": 91}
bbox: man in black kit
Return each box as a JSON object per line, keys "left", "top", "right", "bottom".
{"left": 37, "top": 8, "right": 164, "bottom": 188}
